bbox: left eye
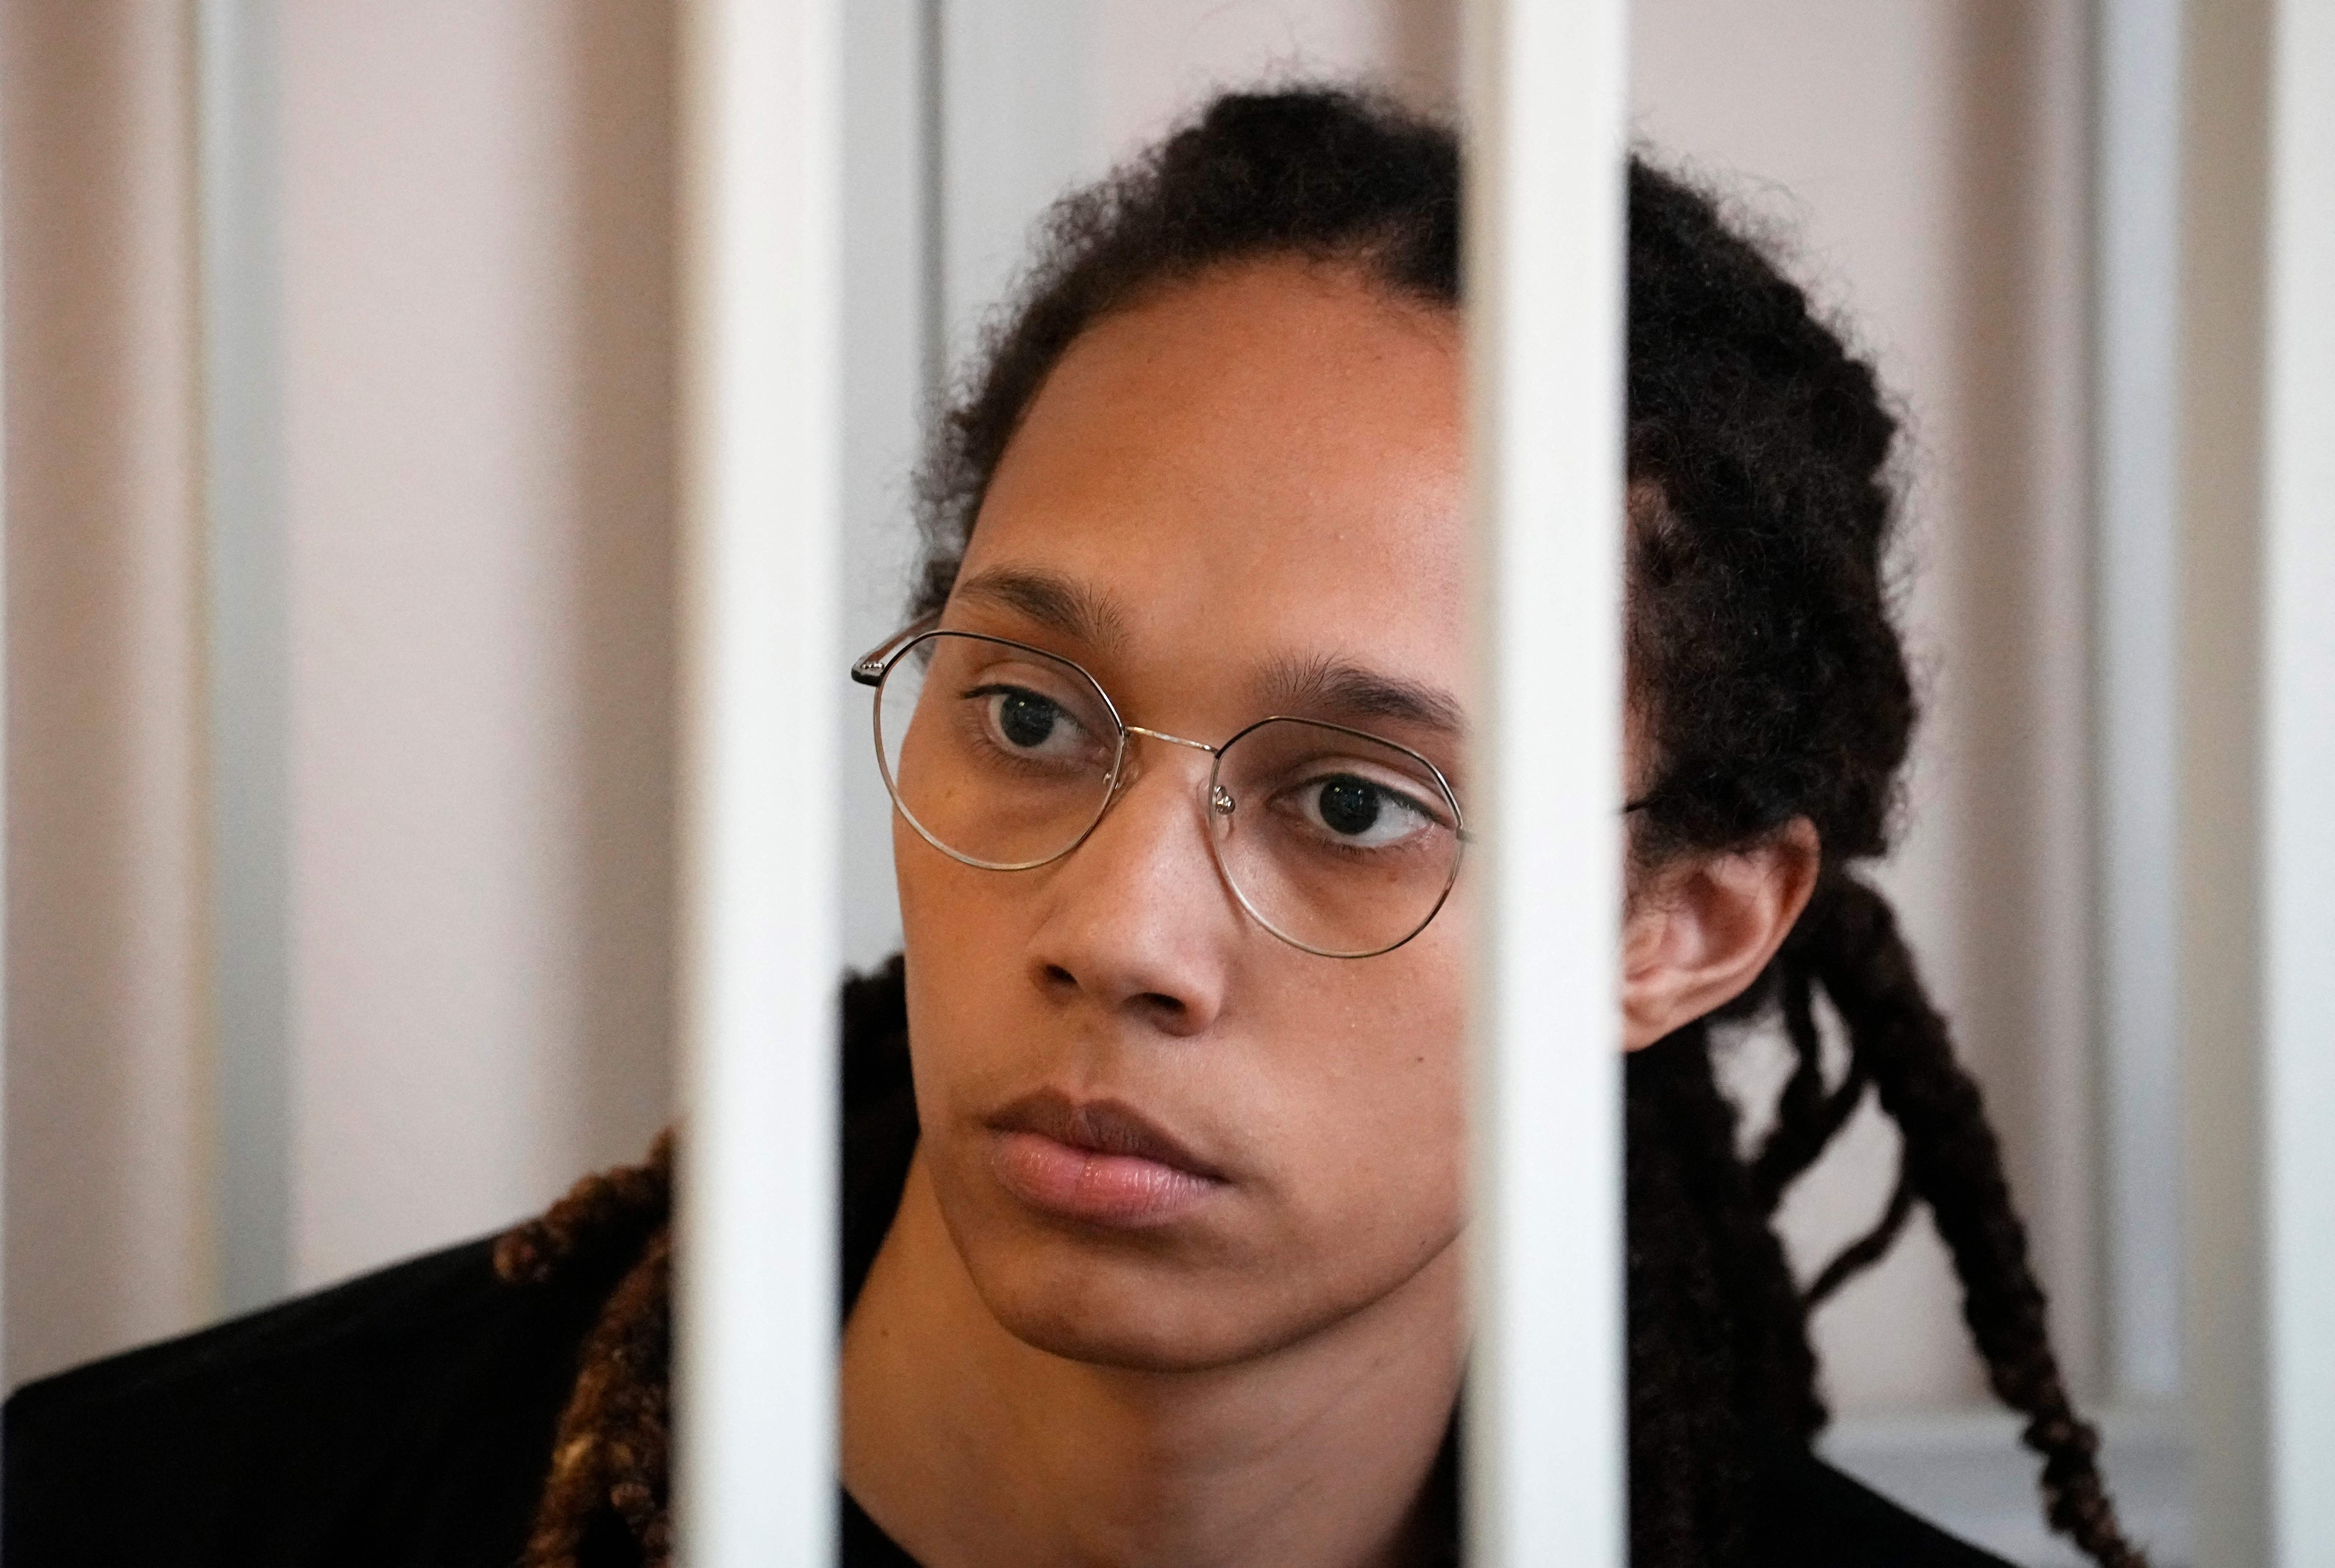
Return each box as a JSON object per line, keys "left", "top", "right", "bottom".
{"left": 1292, "top": 773, "right": 1435, "bottom": 848}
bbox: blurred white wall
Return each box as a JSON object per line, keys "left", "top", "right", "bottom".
{"left": 278, "top": 0, "right": 677, "bottom": 1294}
{"left": 932, "top": 0, "right": 1455, "bottom": 387}
{"left": 3, "top": 0, "right": 2103, "bottom": 1434}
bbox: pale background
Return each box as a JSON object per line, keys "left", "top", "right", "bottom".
{"left": 1, "top": 1, "right": 2180, "bottom": 1557}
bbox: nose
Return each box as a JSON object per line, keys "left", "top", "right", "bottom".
{"left": 1023, "top": 741, "right": 1238, "bottom": 1036}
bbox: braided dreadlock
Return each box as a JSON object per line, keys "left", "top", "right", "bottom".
{"left": 499, "top": 87, "right": 2140, "bottom": 1567}
{"left": 495, "top": 1135, "right": 675, "bottom": 1568}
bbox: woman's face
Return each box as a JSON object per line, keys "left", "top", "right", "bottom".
{"left": 896, "top": 257, "right": 1473, "bottom": 1373}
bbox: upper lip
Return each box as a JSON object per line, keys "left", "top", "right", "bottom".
{"left": 987, "top": 1090, "right": 1226, "bottom": 1181}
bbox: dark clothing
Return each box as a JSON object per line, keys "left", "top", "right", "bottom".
{"left": 6, "top": 965, "right": 2008, "bottom": 1566}
{"left": 5, "top": 1237, "right": 596, "bottom": 1568}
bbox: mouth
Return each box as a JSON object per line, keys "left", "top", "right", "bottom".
{"left": 984, "top": 1090, "right": 1229, "bottom": 1228}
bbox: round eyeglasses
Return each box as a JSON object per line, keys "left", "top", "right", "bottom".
{"left": 852, "top": 624, "right": 1469, "bottom": 959}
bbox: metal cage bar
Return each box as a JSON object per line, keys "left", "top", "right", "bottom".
{"left": 673, "top": 1, "right": 845, "bottom": 1563}
{"left": 2092, "top": 0, "right": 2186, "bottom": 1411}
{"left": 193, "top": 0, "right": 293, "bottom": 1324}
{"left": 1462, "top": 3, "right": 1629, "bottom": 1565}
{"left": 2260, "top": 1, "right": 2334, "bottom": 1556}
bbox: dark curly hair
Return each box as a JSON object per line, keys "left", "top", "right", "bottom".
{"left": 501, "top": 87, "right": 2140, "bottom": 1568}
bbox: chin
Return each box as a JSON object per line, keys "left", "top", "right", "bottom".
{"left": 962, "top": 1232, "right": 1327, "bottom": 1374}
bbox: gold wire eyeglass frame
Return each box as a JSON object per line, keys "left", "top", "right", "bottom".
{"left": 850, "top": 617, "right": 1471, "bottom": 959}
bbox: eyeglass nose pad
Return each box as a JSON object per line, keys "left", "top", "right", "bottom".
{"left": 1210, "top": 784, "right": 1236, "bottom": 817}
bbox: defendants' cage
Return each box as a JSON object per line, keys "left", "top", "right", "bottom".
{"left": 657, "top": 2, "right": 2335, "bottom": 1565}
{"left": 118, "top": 2, "right": 2332, "bottom": 1565}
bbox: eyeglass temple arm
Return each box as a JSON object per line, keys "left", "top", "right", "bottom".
{"left": 850, "top": 614, "right": 943, "bottom": 686}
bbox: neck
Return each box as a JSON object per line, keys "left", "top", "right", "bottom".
{"left": 841, "top": 1152, "right": 1464, "bottom": 1568}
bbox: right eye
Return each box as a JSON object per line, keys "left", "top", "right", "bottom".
{"left": 993, "top": 688, "right": 1060, "bottom": 749}
{"left": 965, "top": 683, "right": 1097, "bottom": 765}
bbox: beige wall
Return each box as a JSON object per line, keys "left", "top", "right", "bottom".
{"left": 1092, "top": 0, "right": 1455, "bottom": 152}
{"left": 279, "top": 0, "right": 675, "bottom": 1292}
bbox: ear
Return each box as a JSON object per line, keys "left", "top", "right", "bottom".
{"left": 1620, "top": 819, "right": 1819, "bottom": 1051}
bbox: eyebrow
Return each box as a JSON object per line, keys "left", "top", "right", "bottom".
{"left": 950, "top": 569, "right": 1465, "bottom": 737}
{"left": 950, "top": 567, "right": 1129, "bottom": 651}
{"left": 1256, "top": 654, "right": 1468, "bottom": 738}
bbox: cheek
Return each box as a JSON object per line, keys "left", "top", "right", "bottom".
{"left": 1187, "top": 945, "right": 1477, "bottom": 1363}
{"left": 893, "top": 825, "right": 1039, "bottom": 1112}
{"left": 1258, "top": 931, "right": 1471, "bottom": 1264}
{"left": 894, "top": 819, "right": 1026, "bottom": 983}
{"left": 893, "top": 815, "right": 964, "bottom": 936}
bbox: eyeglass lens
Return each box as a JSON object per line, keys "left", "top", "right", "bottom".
{"left": 874, "top": 631, "right": 1461, "bottom": 958}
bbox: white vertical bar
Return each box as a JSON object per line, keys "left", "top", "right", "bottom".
{"left": 0, "top": 0, "right": 11, "bottom": 1383}
{"left": 194, "top": 0, "right": 292, "bottom": 1320}
{"left": 673, "top": 2, "right": 843, "bottom": 1565}
{"left": 1462, "top": 3, "right": 1627, "bottom": 1565}
{"left": 2261, "top": 2, "right": 2335, "bottom": 1558}
{"left": 2091, "top": 0, "right": 2186, "bottom": 1409}
{"left": 2178, "top": 1, "right": 2273, "bottom": 1557}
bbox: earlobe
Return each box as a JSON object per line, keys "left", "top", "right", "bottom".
{"left": 1618, "top": 820, "right": 1819, "bottom": 1050}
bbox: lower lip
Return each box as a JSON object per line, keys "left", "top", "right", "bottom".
{"left": 989, "top": 1130, "right": 1224, "bottom": 1227}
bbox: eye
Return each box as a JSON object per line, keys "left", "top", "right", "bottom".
{"left": 1289, "top": 772, "right": 1438, "bottom": 849}
{"left": 966, "top": 683, "right": 1099, "bottom": 765}
{"left": 994, "top": 688, "right": 1059, "bottom": 749}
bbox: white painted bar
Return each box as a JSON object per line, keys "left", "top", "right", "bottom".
{"left": 673, "top": 2, "right": 843, "bottom": 1564}
{"left": 1461, "top": 2, "right": 1628, "bottom": 1565}
{"left": 2178, "top": 2, "right": 2275, "bottom": 1557}
{"left": 2091, "top": 0, "right": 2187, "bottom": 1410}
{"left": 2260, "top": 2, "right": 2335, "bottom": 1558}
{"left": 194, "top": 0, "right": 293, "bottom": 1320}
{"left": 0, "top": 0, "right": 11, "bottom": 1383}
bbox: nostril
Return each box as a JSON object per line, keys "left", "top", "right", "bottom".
{"left": 1040, "top": 963, "right": 1077, "bottom": 990}
{"left": 1135, "top": 992, "right": 1185, "bottom": 1020}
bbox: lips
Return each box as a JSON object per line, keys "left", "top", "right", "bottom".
{"left": 985, "top": 1090, "right": 1227, "bottom": 1228}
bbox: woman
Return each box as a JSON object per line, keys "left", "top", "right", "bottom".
{"left": 5, "top": 90, "right": 2140, "bottom": 1568}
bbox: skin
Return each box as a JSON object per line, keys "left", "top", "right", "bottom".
{"left": 839, "top": 258, "right": 1817, "bottom": 1568}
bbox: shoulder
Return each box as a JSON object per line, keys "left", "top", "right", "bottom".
{"left": 1753, "top": 1452, "right": 2015, "bottom": 1567}
{"left": 4, "top": 1233, "right": 612, "bottom": 1568}
{"left": 11, "top": 1236, "right": 509, "bottom": 1424}
{"left": 842, "top": 956, "right": 919, "bottom": 1311}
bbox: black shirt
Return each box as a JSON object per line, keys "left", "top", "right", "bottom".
{"left": 4, "top": 965, "right": 2009, "bottom": 1566}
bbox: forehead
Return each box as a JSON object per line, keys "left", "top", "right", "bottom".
{"left": 959, "top": 258, "right": 1466, "bottom": 703}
